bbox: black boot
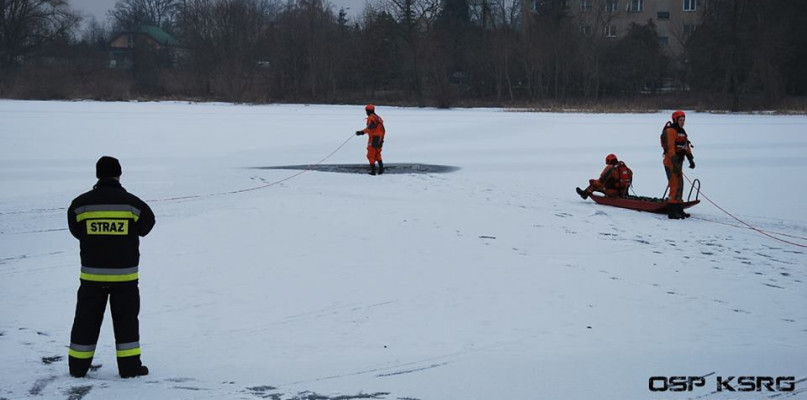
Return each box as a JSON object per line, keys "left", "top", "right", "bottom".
{"left": 121, "top": 365, "right": 149, "bottom": 379}
{"left": 667, "top": 203, "right": 684, "bottom": 219}
{"left": 69, "top": 357, "right": 91, "bottom": 378}
{"left": 369, "top": 164, "right": 376, "bottom": 175}
{"left": 377, "top": 160, "right": 384, "bottom": 175}
{"left": 677, "top": 203, "right": 689, "bottom": 219}
{"left": 576, "top": 187, "right": 589, "bottom": 199}
{"left": 667, "top": 203, "right": 677, "bottom": 219}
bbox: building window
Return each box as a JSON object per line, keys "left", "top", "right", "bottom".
{"left": 605, "top": 24, "right": 617, "bottom": 37}
{"left": 580, "top": 24, "right": 592, "bottom": 35}
{"left": 580, "top": 0, "right": 592, "bottom": 12}
{"left": 628, "top": 0, "right": 643, "bottom": 12}
{"left": 659, "top": 36, "right": 669, "bottom": 46}
{"left": 683, "top": 24, "right": 696, "bottom": 39}
{"left": 657, "top": 11, "right": 670, "bottom": 20}
{"left": 683, "top": 0, "right": 696, "bottom": 11}
{"left": 605, "top": 0, "right": 618, "bottom": 12}
{"left": 534, "top": 0, "right": 568, "bottom": 13}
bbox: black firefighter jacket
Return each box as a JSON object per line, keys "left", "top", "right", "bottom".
{"left": 67, "top": 179, "right": 155, "bottom": 285}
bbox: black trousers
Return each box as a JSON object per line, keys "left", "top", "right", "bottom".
{"left": 69, "top": 283, "right": 143, "bottom": 376}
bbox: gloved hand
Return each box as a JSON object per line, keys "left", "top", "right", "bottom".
{"left": 355, "top": 130, "right": 364, "bottom": 136}
{"left": 688, "top": 159, "right": 696, "bottom": 169}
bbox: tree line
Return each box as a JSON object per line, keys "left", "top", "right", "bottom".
{"left": 1, "top": 0, "right": 806, "bottom": 110}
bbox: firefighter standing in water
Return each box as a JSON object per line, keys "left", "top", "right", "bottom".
{"left": 661, "top": 110, "right": 695, "bottom": 219}
{"left": 67, "top": 156, "right": 155, "bottom": 378}
{"left": 355, "top": 104, "right": 385, "bottom": 175}
{"left": 576, "top": 154, "right": 632, "bottom": 199}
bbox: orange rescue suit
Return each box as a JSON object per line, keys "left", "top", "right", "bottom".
{"left": 361, "top": 113, "right": 385, "bottom": 163}
{"left": 661, "top": 122, "right": 693, "bottom": 204}
{"left": 587, "top": 164, "right": 621, "bottom": 197}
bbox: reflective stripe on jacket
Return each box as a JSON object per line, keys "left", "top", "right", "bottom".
{"left": 68, "top": 179, "right": 155, "bottom": 283}
{"left": 661, "top": 122, "right": 692, "bottom": 160}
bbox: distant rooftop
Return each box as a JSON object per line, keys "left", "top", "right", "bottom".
{"left": 136, "top": 25, "right": 178, "bottom": 46}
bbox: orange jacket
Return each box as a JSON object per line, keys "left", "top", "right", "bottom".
{"left": 598, "top": 164, "right": 620, "bottom": 188}
{"left": 361, "top": 113, "right": 385, "bottom": 148}
{"left": 662, "top": 123, "right": 693, "bottom": 162}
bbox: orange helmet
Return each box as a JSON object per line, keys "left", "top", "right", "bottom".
{"left": 365, "top": 104, "right": 375, "bottom": 111}
{"left": 672, "top": 110, "right": 685, "bottom": 122}
{"left": 606, "top": 154, "right": 618, "bottom": 165}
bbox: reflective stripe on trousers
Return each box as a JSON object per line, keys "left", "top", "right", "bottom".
{"left": 69, "top": 343, "right": 96, "bottom": 359}
{"left": 80, "top": 266, "right": 139, "bottom": 282}
{"left": 116, "top": 341, "right": 142, "bottom": 358}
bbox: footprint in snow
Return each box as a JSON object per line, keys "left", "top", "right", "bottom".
{"left": 65, "top": 385, "right": 93, "bottom": 400}
{"left": 29, "top": 376, "right": 57, "bottom": 396}
{"left": 512, "top": 247, "right": 527, "bottom": 256}
{"left": 165, "top": 377, "right": 195, "bottom": 383}
{"left": 763, "top": 283, "right": 785, "bottom": 289}
{"left": 42, "top": 355, "right": 62, "bottom": 365}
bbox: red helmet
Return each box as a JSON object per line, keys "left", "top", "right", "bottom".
{"left": 365, "top": 104, "right": 375, "bottom": 111}
{"left": 672, "top": 110, "right": 686, "bottom": 122}
{"left": 605, "top": 153, "right": 618, "bottom": 165}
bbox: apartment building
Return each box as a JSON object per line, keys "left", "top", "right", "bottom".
{"left": 526, "top": 0, "right": 704, "bottom": 57}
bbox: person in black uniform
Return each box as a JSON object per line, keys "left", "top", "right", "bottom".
{"left": 67, "top": 156, "right": 155, "bottom": 378}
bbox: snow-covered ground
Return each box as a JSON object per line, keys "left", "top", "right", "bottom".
{"left": 1, "top": 100, "right": 805, "bottom": 400}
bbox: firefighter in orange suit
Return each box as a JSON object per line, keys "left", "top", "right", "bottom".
{"left": 67, "top": 156, "right": 155, "bottom": 378}
{"left": 661, "top": 110, "right": 695, "bottom": 219}
{"left": 355, "top": 104, "right": 386, "bottom": 175}
{"left": 576, "top": 154, "right": 632, "bottom": 199}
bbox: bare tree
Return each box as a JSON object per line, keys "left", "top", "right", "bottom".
{"left": 490, "top": 0, "right": 521, "bottom": 28}
{"left": 109, "top": 0, "right": 180, "bottom": 31}
{"left": 385, "top": 0, "right": 439, "bottom": 28}
{"left": 381, "top": 0, "right": 438, "bottom": 102}
{"left": 521, "top": 0, "right": 580, "bottom": 100}
{"left": 0, "top": 0, "right": 78, "bottom": 69}
{"left": 177, "top": 0, "right": 271, "bottom": 99}
{"left": 81, "top": 16, "right": 111, "bottom": 49}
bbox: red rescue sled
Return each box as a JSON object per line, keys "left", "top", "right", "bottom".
{"left": 588, "top": 179, "right": 701, "bottom": 214}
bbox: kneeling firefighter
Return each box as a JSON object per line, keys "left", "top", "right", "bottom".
{"left": 577, "top": 153, "right": 633, "bottom": 199}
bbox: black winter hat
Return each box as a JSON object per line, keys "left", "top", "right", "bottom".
{"left": 96, "top": 156, "right": 122, "bottom": 179}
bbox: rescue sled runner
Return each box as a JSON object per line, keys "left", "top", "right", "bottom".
{"left": 589, "top": 179, "right": 701, "bottom": 214}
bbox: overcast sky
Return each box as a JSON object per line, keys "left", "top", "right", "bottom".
{"left": 70, "top": 0, "right": 370, "bottom": 24}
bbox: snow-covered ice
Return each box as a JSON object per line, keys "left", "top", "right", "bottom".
{"left": 1, "top": 100, "right": 805, "bottom": 400}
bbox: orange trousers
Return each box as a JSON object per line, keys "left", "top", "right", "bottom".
{"left": 664, "top": 156, "right": 684, "bottom": 204}
{"left": 366, "top": 147, "right": 382, "bottom": 164}
{"left": 585, "top": 179, "right": 621, "bottom": 197}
